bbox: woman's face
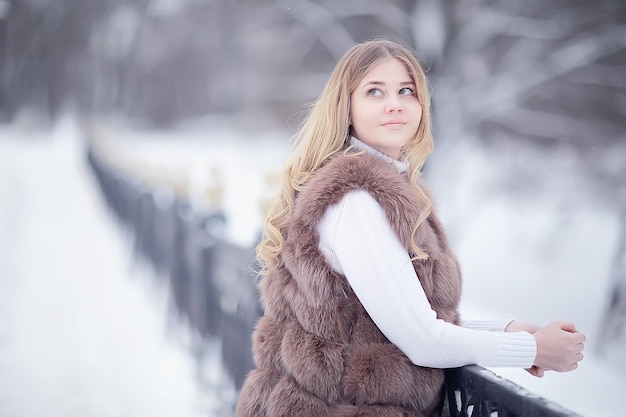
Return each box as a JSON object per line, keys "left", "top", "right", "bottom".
{"left": 349, "top": 58, "right": 422, "bottom": 159}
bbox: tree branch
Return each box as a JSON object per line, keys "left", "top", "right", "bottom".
{"left": 436, "top": 27, "right": 626, "bottom": 136}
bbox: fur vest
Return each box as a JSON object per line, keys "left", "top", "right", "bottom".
{"left": 236, "top": 152, "right": 462, "bottom": 417}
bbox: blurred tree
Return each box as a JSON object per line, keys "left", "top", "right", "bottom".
{"left": 431, "top": 0, "right": 625, "bottom": 147}
{"left": 0, "top": 1, "right": 10, "bottom": 121}
{"left": 601, "top": 216, "right": 626, "bottom": 363}
{"left": 0, "top": 0, "right": 108, "bottom": 124}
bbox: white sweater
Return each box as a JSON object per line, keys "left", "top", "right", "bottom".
{"left": 315, "top": 138, "right": 536, "bottom": 369}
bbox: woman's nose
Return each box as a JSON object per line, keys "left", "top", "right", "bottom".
{"left": 385, "top": 96, "right": 403, "bottom": 113}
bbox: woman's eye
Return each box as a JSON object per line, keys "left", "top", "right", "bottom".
{"left": 367, "top": 88, "right": 383, "bottom": 96}
{"left": 399, "top": 87, "right": 415, "bottom": 95}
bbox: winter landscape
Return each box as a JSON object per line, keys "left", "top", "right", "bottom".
{"left": 1, "top": 1, "right": 625, "bottom": 416}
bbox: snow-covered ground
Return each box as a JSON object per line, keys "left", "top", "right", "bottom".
{"left": 0, "top": 117, "right": 237, "bottom": 417}
{"left": 1, "top": 115, "right": 624, "bottom": 416}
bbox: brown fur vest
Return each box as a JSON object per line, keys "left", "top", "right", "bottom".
{"left": 236, "top": 152, "right": 462, "bottom": 417}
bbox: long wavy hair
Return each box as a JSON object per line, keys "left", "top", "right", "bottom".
{"left": 256, "top": 39, "right": 434, "bottom": 275}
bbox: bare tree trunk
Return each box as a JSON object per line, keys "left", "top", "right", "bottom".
{"left": 599, "top": 204, "right": 626, "bottom": 358}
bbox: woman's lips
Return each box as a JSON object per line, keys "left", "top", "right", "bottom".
{"left": 382, "top": 121, "right": 406, "bottom": 129}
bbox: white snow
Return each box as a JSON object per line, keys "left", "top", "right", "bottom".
{"left": 0, "top": 117, "right": 235, "bottom": 417}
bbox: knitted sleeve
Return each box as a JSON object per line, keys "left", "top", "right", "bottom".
{"left": 317, "top": 189, "right": 536, "bottom": 369}
{"left": 461, "top": 318, "right": 513, "bottom": 332}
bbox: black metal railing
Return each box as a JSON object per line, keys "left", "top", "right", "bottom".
{"left": 85, "top": 139, "right": 581, "bottom": 417}
{"left": 443, "top": 366, "right": 580, "bottom": 417}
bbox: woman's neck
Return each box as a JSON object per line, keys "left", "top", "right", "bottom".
{"left": 349, "top": 136, "right": 408, "bottom": 173}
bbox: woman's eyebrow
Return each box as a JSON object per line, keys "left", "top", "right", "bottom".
{"left": 361, "top": 80, "right": 415, "bottom": 87}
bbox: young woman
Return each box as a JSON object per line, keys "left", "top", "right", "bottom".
{"left": 236, "top": 39, "right": 585, "bottom": 417}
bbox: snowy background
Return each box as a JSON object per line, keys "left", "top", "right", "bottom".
{"left": 1, "top": 0, "right": 625, "bottom": 416}
{"left": 0, "top": 118, "right": 239, "bottom": 417}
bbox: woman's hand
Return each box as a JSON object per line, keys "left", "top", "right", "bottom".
{"left": 526, "top": 365, "right": 545, "bottom": 378}
{"left": 532, "top": 321, "right": 586, "bottom": 373}
{"left": 505, "top": 320, "right": 541, "bottom": 334}
{"left": 505, "top": 321, "right": 545, "bottom": 377}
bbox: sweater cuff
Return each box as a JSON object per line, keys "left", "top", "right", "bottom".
{"left": 493, "top": 331, "right": 537, "bottom": 368}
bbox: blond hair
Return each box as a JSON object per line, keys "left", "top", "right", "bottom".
{"left": 257, "top": 39, "right": 434, "bottom": 275}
